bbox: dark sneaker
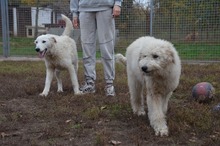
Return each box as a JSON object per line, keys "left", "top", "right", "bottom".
{"left": 105, "top": 85, "right": 115, "bottom": 97}
{"left": 80, "top": 82, "right": 96, "bottom": 94}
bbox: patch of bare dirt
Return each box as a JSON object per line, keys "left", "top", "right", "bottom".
{"left": 0, "top": 61, "right": 220, "bottom": 145}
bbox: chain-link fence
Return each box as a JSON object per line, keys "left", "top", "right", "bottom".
{"left": 1, "top": 0, "right": 220, "bottom": 61}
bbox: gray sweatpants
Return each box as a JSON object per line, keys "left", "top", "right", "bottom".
{"left": 79, "top": 9, "right": 115, "bottom": 84}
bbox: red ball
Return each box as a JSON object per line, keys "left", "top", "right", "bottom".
{"left": 192, "top": 82, "right": 215, "bottom": 103}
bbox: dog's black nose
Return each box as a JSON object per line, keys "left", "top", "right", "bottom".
{"left": 35, "top": 48, "right": 40, "bottom": 52}
{"left": 141, "top": 66, "right": 148, "bottom": 72}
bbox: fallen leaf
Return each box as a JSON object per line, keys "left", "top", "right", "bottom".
{"left": 109, "top": 140, "right": 122, "bottom": 145}
{"left": 65, "top": 119, "right": 72, "bottom": 123}
{"left": 101, "top": 106, "right": 107, "bottom": 110}
{"left": 1, "top": 132, "right": 10, "bottom": 138}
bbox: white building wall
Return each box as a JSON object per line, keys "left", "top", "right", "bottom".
{"left": 31, "top": 7, "right": 53, "bottom": 26}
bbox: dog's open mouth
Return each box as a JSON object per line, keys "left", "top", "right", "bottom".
{"left": 38, "top": 49, "right": 47, "bottom": 58}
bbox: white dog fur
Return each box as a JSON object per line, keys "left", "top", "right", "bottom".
{"left": 116, "top": 36, "right": 181, "bottom": 136}
{"left": 34, "top": 14, "right": 82, "bottom": 96}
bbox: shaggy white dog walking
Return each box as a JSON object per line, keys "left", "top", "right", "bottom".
{"left": 34, "top": 14, "right": 82, "bottom": 96}
{"left": 116, "top": 36, "right": 181, "bottom": 136}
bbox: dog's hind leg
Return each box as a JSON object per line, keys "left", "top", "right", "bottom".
{"left": 67, "top": 66, "right": 82, "bottom": 95}
{"left": 162, "top": 92, "right": 172, "bottom": 114}
{"left": 72, "top": 58, "right": 78, "bottom": 74}
{"left": 55, "top": 69, "right": 63, "bottom": 93}
{"left": 128, "top": 75, "right": 145, "bottom": 116}
{"left": 40, "top": 68, "right": 54, "bottom": 96}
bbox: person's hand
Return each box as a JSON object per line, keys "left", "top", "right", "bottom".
{"left": 72, "top": 17, "right": 79, "bottom": 29}
{"left": 112, "top": 5, "right": 121, "bottom": 18}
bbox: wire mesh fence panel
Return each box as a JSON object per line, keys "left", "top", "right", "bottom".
{"left": 152, "top": 0, "right": 220, "bottom": 61}
{"left": 0, "top": 0, "right": 220, "bottom": 61}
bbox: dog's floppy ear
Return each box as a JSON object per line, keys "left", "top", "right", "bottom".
{"left": 50, "top": 37, "right": 57, "bottom": 43}
{"left": 165, "top": 49, "right": 175, "bottom": 64}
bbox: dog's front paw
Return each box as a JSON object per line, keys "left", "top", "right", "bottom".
{"left": 137, "top": 110, "right": 146, "bottom": 116}
{"left": 153, "top": 123, "right": 169, "bottom": 137}
{"left": 39, "top": 92, "right": 48, "bottom": 97}
{"left": 57, "top": 89, "right": 63, "bottom": 93}
{"left": 74, "top": 90, "right": 84, "bottom": 95}
{"left": 133, "top": 106, "right": 146, "bottom": 116}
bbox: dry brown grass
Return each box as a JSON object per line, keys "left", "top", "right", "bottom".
{"left": 0, "top": 61, "right": 220, "bottom": 145}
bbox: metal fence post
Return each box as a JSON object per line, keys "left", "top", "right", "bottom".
{"left": 1, "top": 0, "right": 10, "bottom": 57}
{"left": 149, "top": 0, "right": 153, "bottom": 36}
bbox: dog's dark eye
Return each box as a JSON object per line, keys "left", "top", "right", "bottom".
{"left": 42, "top": 40, "right": 46, "bottom": 43}
{"left": 35, "top": 41, "right": 38, "bottom": 44}
{"left": 153, "top": 54, "right": 159, "bottom": 59}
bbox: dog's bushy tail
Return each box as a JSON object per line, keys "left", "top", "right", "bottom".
{"left": 115, "top": 53, "right": 127, "bottom": 66}
{"left": 61, "top": 14, "right": 73, "bottom": 36}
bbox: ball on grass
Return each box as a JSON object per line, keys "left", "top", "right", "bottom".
{"left": 192, "top": 82, "right": 215, "bottom": 103}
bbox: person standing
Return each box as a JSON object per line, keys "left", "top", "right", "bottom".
{"left": 70, "top": 0, "right": 122, "bottom": 96}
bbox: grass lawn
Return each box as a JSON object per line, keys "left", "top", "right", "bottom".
{"left": 0, "top": 37, "right": 220, "bottom": 61}
{"left": 174, "top": 43, "right": 220, "bottom": 60}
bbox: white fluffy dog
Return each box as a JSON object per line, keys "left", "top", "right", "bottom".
{"left": 116, "top": 36, "right": 181, "bottom": 136}
{"left": 34, "top": 14, "right": 82, "bottom": 96}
